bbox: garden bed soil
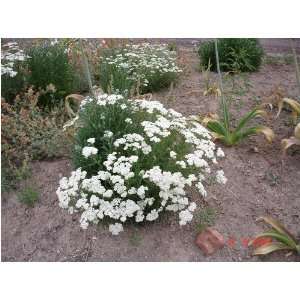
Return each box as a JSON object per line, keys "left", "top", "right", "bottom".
{"left": 1, "top": 44, "right": 300, "bottom": 261}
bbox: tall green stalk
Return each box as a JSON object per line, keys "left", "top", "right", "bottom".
{"left": 289, "top": 38, "right": 300, "bottom": 98}
{"left": 79, "top": 39, "right": 94, "bottom": 97}
{"left": 214, "top": 39, "right": 230, "bottom": 133}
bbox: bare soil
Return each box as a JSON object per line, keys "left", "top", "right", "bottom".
{"left": 2, "top": 43, "right": 300, "bottom": 262}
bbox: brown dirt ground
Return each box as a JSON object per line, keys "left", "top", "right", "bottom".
{"left": 1, "top": 44, "right": 300, "bottom": 262}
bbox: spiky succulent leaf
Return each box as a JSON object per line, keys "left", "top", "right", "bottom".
{"left": 281, "top": 123, "right": 300, "bottom": 154}
{"left": 252, "top": 242, "right": 292, "bottom": 255}
{"left": 276, "top": 98, "right": 300, "bottom": 124}
{"left": 233, "top": 125, "right": 274, "bottom": 144}
{"left": 250, "top": 231, "right": 297, "bottom": 249}
{"left": 257, "top": 216, "right": 298, "bottom": 242}
{"left": 206, "top": 120, "right": 227, "bottom": 138}
{"left": 235, "top": 107, "right": 268, "bottom": 133}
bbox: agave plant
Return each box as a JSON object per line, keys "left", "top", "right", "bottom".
{"left": 281, "top": 123, "right": 300, "bottom": 154}
{"left": 249, "top": 216, "right": 300, "bottom": 256}
{"left": 202, "top": 40, "right": 274, "bottom": 146}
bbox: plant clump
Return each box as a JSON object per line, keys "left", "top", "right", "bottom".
{"left": 198, "top": 38, "right": 264, "bottom": 73}
{"left": 1, "top": 42, "right": 28, "bottom": 102}
{"left": 1, "top": 88, "right": 70, "bottom": 192}
{"left": 26, "top": 41, "right": 77, "bottom": 109}
{"left": 57, "top": 94, "right": 227, "bottom": 235}
{"left": 18, "top": 186, "right": 39, "bottom": 207}
{"left": 99, "top": 43, "right": 182, "bottom": 96}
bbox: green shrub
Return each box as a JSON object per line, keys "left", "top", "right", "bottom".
{"left": 99, "top": 43, "right": 182, "bottom": 96}
{"left": 26, "top": 42, "right": 76, "bottom": 109}
{"left": 1, "top": 89, "right": 71, "bottom": 192}
{"left": 18, "top": 186, "right": 39, "bottom": 207}
{"left": 198, "top": 38, "right": 264, "bottom": 72}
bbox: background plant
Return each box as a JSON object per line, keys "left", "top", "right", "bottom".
{"left": 198, "top": 38, "right": 264, "bottom": 73}
{"left": 26, "top": 41, "right": 77, "bottom": 109}
{"left": 202, "top": 40, "right": 274, "bottom": 146}
{"left": 99, "top": 43, "right": 182, "bottom": 96}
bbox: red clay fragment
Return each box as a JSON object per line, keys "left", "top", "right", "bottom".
{"left": 196, "top": 227, "right": 225, "bottom": 255}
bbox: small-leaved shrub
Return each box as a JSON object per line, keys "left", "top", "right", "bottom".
{"left": 57, "top": 94, "right": 227, "bottom": 235}
{"left": 1, "top": 88, "right": 70, "bottom": 191}
{"left": 99, "top": 43, "right": 182, "bottom": 96}
{"left": 198, "top": 38, "right": 264, "bottom": 73}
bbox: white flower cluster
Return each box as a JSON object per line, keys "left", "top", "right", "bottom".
{"left": 82, "top": 146, "right": 98, "bottom": 158}
{"left": 101, "top": 43, "right": 182, "bottom": 88}
{"left": 1, "top": 42, "right": 28, "bottom": 77}
{"left": 114, "top": 133, "right": 152, "bottom": 154}
{"left": 57, "top": 94, "right": 227, "bottom": 235}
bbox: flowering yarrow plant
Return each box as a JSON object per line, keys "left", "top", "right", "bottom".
{"left": 1, "top": 42, "right": 28, "bottom": 77}
{"left": 99, "top": 43, "right": 182, "bottom": 95}
{"left": 57, "top": 94, "right": 227, "bottom": 235}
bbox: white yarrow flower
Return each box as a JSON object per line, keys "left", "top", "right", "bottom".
{"left": 87, "top": 138, "right": 95, "bottom": 144}
{"left": 109, "top": 223, "right": 124, "bottom": 235}
{"left": 216, "top": 170, "right": 227, "bottom": 184}
{"left": 82, "top": 146, "right": 98, "bottom": 158}
{"left": 170, "top": 151, "right": 177, "bottom": 159}
{"left": 216, "top": 148, "right": 225, "bottom": 158}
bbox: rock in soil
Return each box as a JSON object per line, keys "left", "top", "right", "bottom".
{"left": 196, "top": 227, "right": 225, "bottom": 256}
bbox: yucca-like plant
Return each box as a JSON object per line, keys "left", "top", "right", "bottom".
{"left": 202, "top": 40, "right": 274, "bottom": 146}
{"left": 203, "top": 108, "right": 274, "bottom": 146}
{"left": 281, "top": 123, "right": 300, "bottom": 154}
{"left": 249, "top": 216, "right": 300, "bottom": 256}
